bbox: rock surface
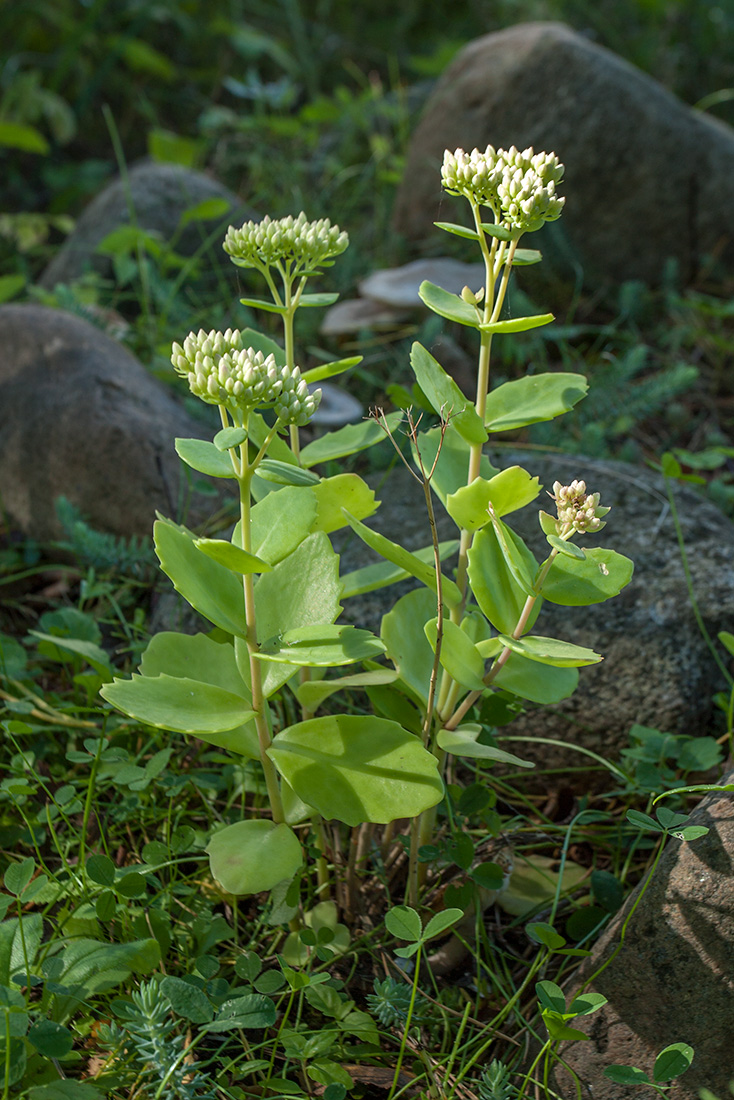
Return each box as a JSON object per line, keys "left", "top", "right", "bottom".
{"left": 555, "top": 775, "right": 734, "bottom": 1099}
{"left": 358, "top": 259, "right": 486, "bottom": 309}
{"left": 338, "top": 450, "right": 734, "bottom": 779}
{"left": 40, "top": 161, "right": 255, "bottom": 289}
{"left": 393, "top": 22, "right": 734, "bottom": 287}
{"left": 0, "top": 304, "right": 219, "bottom": 540}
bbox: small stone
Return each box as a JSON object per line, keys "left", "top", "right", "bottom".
{"left": 310, "top": 382, "right": 363, "bottom": 429}
{"left": 319, "top": 298, "right": 409, "bottom": 336}
{"left": 359, "top": 259, "right": 486, "bottom": 309}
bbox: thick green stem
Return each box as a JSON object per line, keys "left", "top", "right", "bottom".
{"left": 238, "top": 453, "right": 284, "bottom": 824}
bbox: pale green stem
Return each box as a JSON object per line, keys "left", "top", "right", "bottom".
{"left": 235, "top": 424, "right": 284, "bottom": 824}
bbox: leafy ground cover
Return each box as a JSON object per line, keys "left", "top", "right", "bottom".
{"left": 2, "top": 2, "right": 734, "bottom": 1098}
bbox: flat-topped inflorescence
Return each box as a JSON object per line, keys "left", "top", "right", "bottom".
{"left": 549, "top": 479, "right": 610, "bottom": 534}
{"left": 170, "top": 328, "right": 321, "bottom": 425}
{"left": 223, "top": 212, "right": 349, "bottom": 273}
{"left": 441, "top": 145, "right": 565, "bottom": 233}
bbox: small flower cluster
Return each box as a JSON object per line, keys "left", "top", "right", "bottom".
{"left": 441, "top": 145, "right": 565, "bottom": 233}
{"left": 549, "top": 479, "right": 610, "bottom": 534}
{"left": 171, "top": 329, "right": 321, "bottom": 425}
{"left": 223, "top": 212, "right": 349, "bottom": 272}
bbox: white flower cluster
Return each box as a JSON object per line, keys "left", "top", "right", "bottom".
{"left": 441, "top": 145, "right": 565, "bottom": 233}
{"left": 171, "top": 328, "right": 321, "bottom": 425}
{"left": 223, "top": 212, "right": 349, "bottom": 270}
{"left": 550, "top": 479, "right": 610, "bottom": 534}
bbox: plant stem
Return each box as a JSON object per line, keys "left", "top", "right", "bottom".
{"left": 236, "top": 435, "right": 284, "bottom": 824}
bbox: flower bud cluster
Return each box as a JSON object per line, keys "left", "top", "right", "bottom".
{"left": 275, "top": 368, "right": 322, "bottom": 426}
{"left": 171, "top": 329, "right": 321, "bottom": 425}
{"left": 223, "top": 212, "right": 349, "bottom": 271}
{"left": 441, "top": 145, "right": 565, "bottom": 233}
{"left": 550, "top": 480, "right": 610, "bottom": 534}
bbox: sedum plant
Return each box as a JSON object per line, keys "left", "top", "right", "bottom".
{"left": 101, "top": 145, "right": 633, "bottom": 904}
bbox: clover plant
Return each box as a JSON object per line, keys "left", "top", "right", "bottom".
{"left": 101, "top": 144, "right": 634, "bottom": 904}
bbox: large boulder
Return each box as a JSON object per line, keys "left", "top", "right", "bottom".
{"left": 0, "top": 304, "right": 218, "bottom": 540}
{"left": 338, "top": 450, "right": 734, "bottom": 780}
{"left": 40, "top": 161, "right": 255, "bottom": 290}
{"left": 555, "top": 776, "right": 734, "bottom": 1099}
{"left": 393, "top": 23, "right": 734, "bottom": 287}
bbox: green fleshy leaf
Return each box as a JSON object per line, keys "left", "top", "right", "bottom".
{"left": 101, "top": 674, "right": 255, "bottom": 735}
{"left": 135, "top": 632, "right": 258, "bottom": 756}
{"left": 175, "top": 437, "right": 236, "bottom": 478}
{"left": 268, "top": 714, "right": 443, "bottom": 826}
{"left": 503, "top": 248, "right": 542, "bottom": 266}
{"left": 299, "top": 411, "right": 402, "bottom": 467}
{"left": 434, "top": 221, "right": 481, "bottom": 241}
{"left": 480, "top": 312, "right": 554, "bottom": 335}
{"left": 437, "top": 725, "right": 534, "bottom": 768}
{"left": 154, "top": 517, "right": 246, "bottom": 636}
{"left": 485, "top": 372, "right": 588, "bottom": 431}
{"left": 497, "top": 634, "right": 602, "bottom": 668}
{"left": 414, "top": 424, "right": 498, "bottom": 510}
{"left": 298, "top": 292, "right": 340, "bottom": 307}
{"left": 250, "top": 487, "right": 317, "bottom": 564}
{"left": 239, "top": 295, "right": 288, "bottom": 314}
{"left": 424, "top": 618, "right": 487, "bottom": 692}
{"left": 194, "top": 538, "right": 272, "bottom": 574}
{"left": 381, "top": 589, "right": 436, "bottom": 707}
{"left": 488, "top": 511, "right": 538, "bottom": 596}
{"left": 446, "top": 466, "right": 541, "bottom": 530}
{"left": 302, "top": 356, "right": 362, "bottom": 384}
{"left": 214, "top": 426, "right": 248, "bottom": 451}
{"left": 546, "top": 534, "right": 586, "bottom": 559}
{"left": 480, "top": 222, "right": 513, "bottom": 241}
{"left": 207, "top": 821, "right": 303, "bottom": 895}
{"left": 340, "top": 540, "right": 458, "bottom": 599}
{"left": 540, "top": 547, "right": 634, "bottom": 605}
{"left": 255, "top": 532, "right": 342, "bottom": 697}
{"left": 342, "top": 510, "right": 462, "bottom": 609}
{"left": 410, "top": 341, "right": 487, "bottom": 445}
{"left": 493, "top": 652, "right": 579, "bottom": 704}
{"left": 254, "top": 624, "right": 385, "bottom": 666}
{"left": 467, "top": 523, "right": 540, "bottom": 634}
{"left": 257, "top": 460, "right": 320, "bottom": 486}
{"left": 310, "top": 473, "right": 377, "bottom": 533}
{"left": 295, "top": 669, "right": 398, "bottom": 712}
{"left": 418, "top": 280, "right": 482, "bottom": 328}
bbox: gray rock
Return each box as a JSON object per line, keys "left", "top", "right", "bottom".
{"left": 555, "top": 775, "right": 734, "bottom": 1099}
{"left": 40, "top": 160, "right": 255, "bottom": 289}
{"left": 358, "top": 259, "right": 486, "bottom": 309}
{"left": 393, "top": 22, "right": 734, "bottom": 287}
{"left": 0, "top": 304, "right": 219, "bottom": 540}
{"left": 338, "top": 451, "right": 734, "bottom": 780}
